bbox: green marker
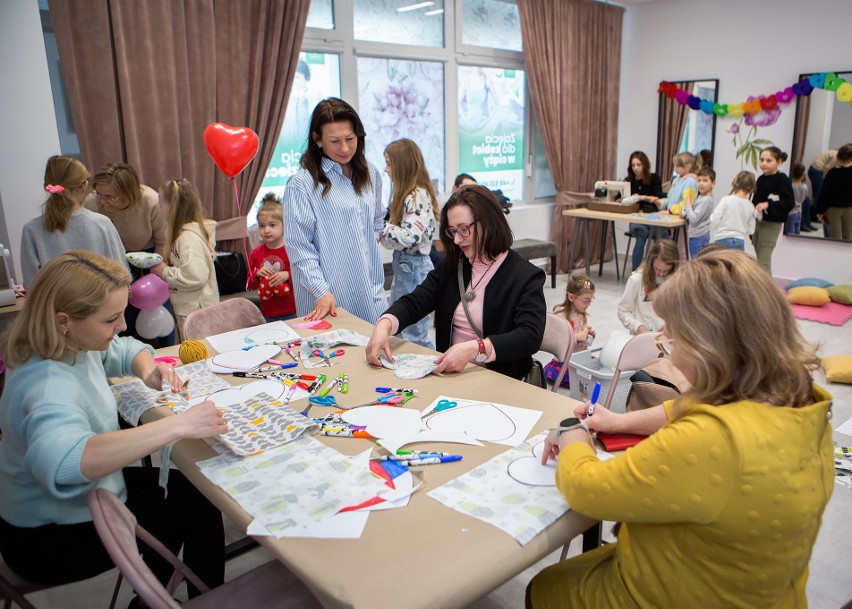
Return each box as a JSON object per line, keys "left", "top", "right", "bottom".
{"left": 340, "top": 373, "right": 349, "bottom": 394}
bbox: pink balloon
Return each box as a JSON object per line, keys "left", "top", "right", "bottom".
{"left": 129, "top": 274, "right": 170, "bottom": 309}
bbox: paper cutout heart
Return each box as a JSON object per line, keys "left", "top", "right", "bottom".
{"left": 424, "top": 403, "right": 516, "bottom": 443}
{"left": 189, "top": 379, "right": 288, "bottom": 408}
{"left": 507, "top": 457, "right": 556, "bottom": 486}
{"left": 243, "top": 327, "right": 297, "bottom": 345}
{"left": 258, "top": 276, "right": 290, "bottom": 301}
{"left": 203, "top": 122, "right": 259, "bottom": 178}
{"left": 126, "top": 251, "right": 164, "bottom": 269}
{"left": 292, "top": 319, "right": 333, "bottom": 330}
{"left": 208, "top": 344, "right": 280, "bottom": 373}
{"left": 340, "top": 406, "right": 423, "bottom": 440}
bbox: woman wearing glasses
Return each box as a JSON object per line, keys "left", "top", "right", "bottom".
{"left": 366, "top": 185, "right": 545, "bottom": 380}
{"left": 616, "top": 239, "right": 680, "bottom": 334}
{"left": 531, "top": 249, "right": 833, "bottom": 609}
{"left": 20, "top": 155, "right": 127, "bottom": 287}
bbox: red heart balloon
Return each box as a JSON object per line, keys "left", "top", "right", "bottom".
{"left": 203, "top": 122, "right": 259, "bottom": 178}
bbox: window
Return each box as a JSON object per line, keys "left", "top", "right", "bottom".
{"left": 307, "top": 0, "right": 334, "bottom": 30}
{"left": 533, "top": 120, "right": 556, "bottom": 198}
{"left": 357, "top": 57, "right": 446, "bottom": 195}
{"left": 457, "top": 65, "right": 526, "bottom": 199}
{"left": 461, "top": 0, "right": 522, "bottom": 52}
{"left": 354, "top": 0, "right": 444, "bottom": 48}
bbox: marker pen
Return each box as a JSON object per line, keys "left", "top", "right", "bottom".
{"left": 375, "top": 387, "right": 418, "bottom": 394}
{"left": 587, "top": 381, "right": 602, "bottom": 418}
{"left": 397, "top": 456, "right": 463, "bottom": 466}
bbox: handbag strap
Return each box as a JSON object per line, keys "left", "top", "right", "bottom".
{"left": 457, "top": 260, "right": 483, "bottom": 339}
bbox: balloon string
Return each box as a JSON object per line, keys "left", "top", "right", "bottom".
{"left": 230, "top": 177, "right": 252, "bottom": 293}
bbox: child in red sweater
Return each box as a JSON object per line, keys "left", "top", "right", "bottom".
{"left": 248, "top": 194, "right": 296, "bottom": 321}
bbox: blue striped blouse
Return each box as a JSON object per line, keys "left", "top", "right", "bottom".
{"left": 283, "top": 157, "right": 388, "bottom": 323}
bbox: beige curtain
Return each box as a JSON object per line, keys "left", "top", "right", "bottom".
{"left": 518, "top": 0, "right": 624, "bottom": 273}
{"left": 49, "top": 0, "right": 310, "bottom": 250}
{"left": 656, "top": 81, "right": 691, "bottom": 183}
{"left": 792, "top": 94, "right": 811, "bottom": 165}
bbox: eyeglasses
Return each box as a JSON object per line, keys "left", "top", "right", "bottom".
{"left": 576, "top": 297, "right": 595, "bottom": 306}
{"left": 445, "top": 222, "right": 476, "bottom": 239}
{"left": 95, "top": 191, "right": 120, "bottom": 203}
{"left": 654, "top": 335, "right": 674, "bottom": 356}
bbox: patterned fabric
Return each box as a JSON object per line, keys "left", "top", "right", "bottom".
{"left": 284, "top": 157, "right": 387, "bottom": 323}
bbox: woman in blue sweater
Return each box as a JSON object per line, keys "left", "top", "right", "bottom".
{"left": 0, "top": 251, "right": 227, "bottom": 596}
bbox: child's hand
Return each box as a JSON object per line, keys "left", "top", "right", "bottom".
{"left": 268, "top": 271, "right": 289, "bottom": 287}
{"left": 588, "top": 327, "right": 596, "bottom": 338}
{"left": 149, "top": 262, "right": 167, "bottom": 277}
{"left": 575, "top": 330, "right": 589, "bottom": 343}
{"left": 257, "top": 267, "right": 274, "bottom": 279}
{"left": 755, "top": 202, "right": 769, "bottom": 213}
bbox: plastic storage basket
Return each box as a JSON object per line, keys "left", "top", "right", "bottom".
{"left": 567, "top": 348, "right": 634, "bottom": 413}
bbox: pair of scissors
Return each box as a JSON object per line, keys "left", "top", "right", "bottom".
{"left": 434, "top": 399, "right": 459, "bottom": 412}
{"left": 313, "top": 349, "right": 332, "bottom": 367}
{"left": 308, "top": 394, "right": 338, "bottom": 407}
{"left": 346, "top": 394, "right": 405, "bottom": 409}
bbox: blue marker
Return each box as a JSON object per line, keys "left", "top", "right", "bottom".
{"left": 587, "top": 382, "right": 602, "bottom": 418}
{"left": 257, "top": 363, "right": 298, "bottom": 372}
{"left": 398, "top": 455, "right": 463, "bottom": 466}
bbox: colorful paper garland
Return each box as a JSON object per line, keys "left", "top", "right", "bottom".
{"left": 659, "top": 72, "right": 852, "bottom": 118}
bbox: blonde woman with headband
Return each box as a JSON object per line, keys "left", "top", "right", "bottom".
{"left": 532, "top": 249, "right": 832, "bottom": 609}
{"left": 20, "top": 155, "right": 127, "bottom": 287}
{"left": 0, "top": 251, "right": 226, "bottom": 598}
{"left": 150, "top": 178, "right": 219, "bottom": 339}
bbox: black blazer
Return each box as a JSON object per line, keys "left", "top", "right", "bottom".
{"left": 385, "top": 249, "right": 546, "bottom": 380}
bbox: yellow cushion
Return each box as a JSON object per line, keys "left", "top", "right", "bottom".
{"left": 827, "top": 285, "right": 852, "bottom": 306}
{"left": 787, "top": 286, "right": 830, "bottom": 306}
{"left": 823, "top": 355, "right": 852, "bottom": 384}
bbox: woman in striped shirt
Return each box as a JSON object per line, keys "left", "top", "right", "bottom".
{"left": 284, "top": 98, "right": 387, "bottom": 324}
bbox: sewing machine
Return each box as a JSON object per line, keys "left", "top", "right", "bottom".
{"left": 593, "top": 180, "right": 631, "bottom": 203}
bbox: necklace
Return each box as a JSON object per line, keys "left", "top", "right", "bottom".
{"left": 465, "top": 259, "right": 497, "bottom": 302}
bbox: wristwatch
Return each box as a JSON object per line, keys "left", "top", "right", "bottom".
{"left": 474, "top": 338, "right": 488, "bottom": 363}
{"left": 555, "top": 417, "right": 590, "bottom": 441}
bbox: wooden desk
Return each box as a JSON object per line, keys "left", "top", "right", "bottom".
{"left": 0, "top": 296, "right": 25, "bottom": 321}
{"left": 143, "top": 310, "right": 597, "bottom": 609}
{"left": 562, "top": 207, "right": 688, "bottom": 279}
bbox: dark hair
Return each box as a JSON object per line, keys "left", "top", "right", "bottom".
{"left": 454, "top": 173, "right": 477, "bottom": 188}
{"left": 300, "top": 98, "right": 371, "bottom": 197}
{"left": 296, "top": 59, "right": 311, "bottom": 82}
{"left": 626, "top": 151, "right": 652, "bottom": 186}
{"left": 791, "top": 162, "right": 806, "bottom": 180}
{"left": 439, "top": 185, "right": 513, "bottom": 269}
{"left": 697, "top": 166, "right": 716, "bottom": 181}
{"left": 761, "top": 146, "right": 788, "bottom": 164}
{"left": 836, "top": 144, "right": 852, "bottom": 163}
{"left": 730, "top": 171, "right": 756, "bottom": 195}
{"left": 698, "top": 149, "right": 712, "bottom": 168}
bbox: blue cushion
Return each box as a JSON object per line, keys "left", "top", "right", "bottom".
{"left": 784, "top": 277, "right": 835, "bottom": 289}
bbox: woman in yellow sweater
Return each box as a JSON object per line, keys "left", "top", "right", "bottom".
{"left": 532, "top": 249, "right": 833, "bottom": 609}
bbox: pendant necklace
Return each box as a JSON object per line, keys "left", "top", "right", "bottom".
{"left": 465, "top": 259, "right": 497, "bottom": 302}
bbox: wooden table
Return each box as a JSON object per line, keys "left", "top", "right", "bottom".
{"left": 0, "top": 296, "right": 25, "bottom": 321}
{"left": 563, "top": 207, "right": 688, "bottom": 280}
{"left": 142, "top": 310, "right": 599, "bottom": 609}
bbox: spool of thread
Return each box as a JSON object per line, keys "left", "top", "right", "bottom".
{"left": 179, "top": 339, "right": 208, "bottom": 364}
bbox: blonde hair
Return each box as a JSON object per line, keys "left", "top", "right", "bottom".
{"left": 257, "top": 192, "right": 283, "bottom": 223}
{"left": 640, "top": 239, "right": 680, "bottom": 295}
{"left": 43, "top": 155, "right": 89, "bottom": 232}
{"left": 654, "top": 249, "right": 819, "bottom": 409}
{"left": 554, "top": 274, "right": 595, "bottom": 324}
{"left": 730, "top": 171, "right": 756, "bottom": 196}
{"left": 91, "top": 163, "right": 142, "bottom": 210}
{"left": 0, "top": 251, "right": 131, "bottom": 365}
{"left": 673, "top": 151, "right": 700, "bottom": 175}
{"left": 385, "top": 138, "right": 439, "bottom": 227}
{"left": 160, "top": 178, "right": 213, "bottom": 264}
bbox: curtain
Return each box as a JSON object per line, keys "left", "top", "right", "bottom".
{"left": 792, "top": 95, "right": 811, "bottom": 165}
{"left": 518, "top": 0, "right": 624, "bottom": 273}
{"left": 656, "top": 81, "right": 691, "bottom": 183}
{"left": 49, "top": 0, "right": 310, "bottom": 250}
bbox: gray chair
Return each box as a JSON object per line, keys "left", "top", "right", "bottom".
{"left": 87, "top": 488, "right": 322, "bottom": 609}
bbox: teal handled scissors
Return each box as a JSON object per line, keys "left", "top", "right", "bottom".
{"left": 434, "top": 399, "right": 459, "bottom": 412}
{"left": 302, "top": 394, "right": 338, "bottom": 417}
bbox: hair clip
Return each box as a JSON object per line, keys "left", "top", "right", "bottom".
{"left": 45, "top": 184, "right": 65, "bottom": 194}
{"left": 583, "top": 281, "right": 591, "bottom": 289}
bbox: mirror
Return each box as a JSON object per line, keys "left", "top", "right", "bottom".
{"left": 791, "top": 71, "right": 852, "bottom": 243}
{"left": 656, "top": 79, "right": 719, "bottom": 181}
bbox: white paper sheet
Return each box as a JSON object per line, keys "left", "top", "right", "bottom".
{"left": 340, "top": 406, "right": 423, "bottom": 440}
{"left": 376, "top": 430, "right": 484, "bottom": 454}
{"left": 836, "top": 415, "right": 852, "bottom": 437}
{"left": 420, "top": 396, "right": 542, "bottom": 446}
{"left": 205, "top": 321, "right": 300, "bottom": 353}
{"left": 206, "top": 344, "right": 282, "bottom": 373}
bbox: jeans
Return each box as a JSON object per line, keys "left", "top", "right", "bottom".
{"left": 785, "top": 212, "right": 801, "bottom": 235}
{"left": 629, "top": 224, "right": 671, "bottom": 270}
{"left": 715, "top": 237, "right": 745, "bottom": 251}
{"left": 688, "top": 232, "right": 710, "bottom": 258}
{"left": 391, "top": 251, "right": 434, "bottom": 349}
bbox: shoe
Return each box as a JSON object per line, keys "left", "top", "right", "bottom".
{"left": 802, "top": 225, "right": 816, "bottom": 232}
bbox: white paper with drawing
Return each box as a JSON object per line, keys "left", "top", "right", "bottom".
{"left": 205, "top": 320, "right": 300, "bottom": 353}
{"left": 206, "top": 344, "right": 281, "bottom": 373}
{"left": 419, "top": 396, "right": 542, "bottom": 446}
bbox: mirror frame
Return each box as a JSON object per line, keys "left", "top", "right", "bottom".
{"left": 790, "top": 69, "right": 852, "bottom": 244}
{"left": 656, "top": 79, "right": 719, "bottom": 179}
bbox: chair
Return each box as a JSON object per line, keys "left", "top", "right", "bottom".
{"left": 182, "top": 298, "right": 266, "bottom": 340}
{"left": 87, "top": 489, "right": 322, "bottom": 609}
{"left": 539, "top": 313, "right": 577, "bottom": 392}
{"left": 0, "top": 557, "right": 121, "bottom": 609}
{"left": 602, "top": 331, "right": 663, "bottom": 409}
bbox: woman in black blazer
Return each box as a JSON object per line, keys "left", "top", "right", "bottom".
{"left": 366, "top": 185, "right": 545, "bottom": 380}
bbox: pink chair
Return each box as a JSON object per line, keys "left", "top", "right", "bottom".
{"left": 540, "top": 313, "right": 577, "bottom": 392}
{"left": 602, "top": 331, "right": 663, "bottom": 409}
{"left": 87, "top": 489, "right": 322, "bottom": 609}
{"left": 182, "top": 298, "right": 266, "bottom": 341}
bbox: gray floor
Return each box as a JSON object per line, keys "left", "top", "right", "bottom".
{"left": 19, "top": 262, "right": 852, "bottom": 608}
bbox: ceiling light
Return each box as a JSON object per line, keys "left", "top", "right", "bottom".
{"left": 397, "top": 2, "right": 434, "bottom": 12}
{"left": 424, "top": 8, "right": 444, "bottom": 15}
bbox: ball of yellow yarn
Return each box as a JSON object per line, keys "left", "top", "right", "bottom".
{"left": 179, "top": 340, "right": 208, "bottom": 364}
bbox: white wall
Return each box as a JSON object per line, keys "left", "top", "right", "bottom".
{"left": 617, "top": 0, "right": 852, "bottom": 284}
{"left": 0, "top": 0, "right": 60, "bottom": 283}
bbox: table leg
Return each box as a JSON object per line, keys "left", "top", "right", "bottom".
{"left": 550, "top": 255, "right": 556, "bottom": 288}
{"left": 582, "top": 220, "right": 591, "bottom": 277}
{"left": 597, "top": 221, "right": 606, "bottom": 277}
{"left": 611, "top": 221, "right": 620, "bottom": 281}
{"left": 568, "top": 218, "right": 581, "bottom": 274}
{"left": 582, "top": 522, "right": 603, "bottom": 553}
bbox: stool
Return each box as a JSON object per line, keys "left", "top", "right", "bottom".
{"left": 512, "top": 239, "right": 557, "bottom": 288}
